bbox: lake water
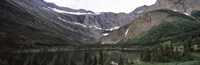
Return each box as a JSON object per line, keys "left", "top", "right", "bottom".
{"left": 0, "top": 50, "right": 140, "bottom": 65}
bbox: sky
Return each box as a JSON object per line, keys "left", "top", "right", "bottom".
{"left": 44, "top": 0, "right": 157, "bottom": 13}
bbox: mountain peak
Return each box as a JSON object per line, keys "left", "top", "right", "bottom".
{"left": 150, "top": 0, "right": 200, "bottom": 14}
{"left": 101, "top": 9, "right": 197, "bottom": 44}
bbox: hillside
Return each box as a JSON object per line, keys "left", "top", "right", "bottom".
{"left": 149, "top": 0, "right": 200, "bottom": 14}
{"left": 1, "top": 0, "right": 200, "bottom": 65}
{"left": 0, "top": 0, "right": 102, "bottom": 48}
{"left": 0, "top": 0, "right": 149, "bottom": 48}
{"left": 101, "top": 9, "right": 200, "bottom": 45}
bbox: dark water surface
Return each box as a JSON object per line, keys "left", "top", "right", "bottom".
{"left": 0, "top": 50, "right": 140, "bottom": 65}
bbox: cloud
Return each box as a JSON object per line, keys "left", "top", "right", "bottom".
{"left": 44, "top": 0, "right": 156, "bottom": 13}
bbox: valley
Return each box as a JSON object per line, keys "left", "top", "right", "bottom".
{"left": 1, "top": 0, "right": 200, "bottom": 65}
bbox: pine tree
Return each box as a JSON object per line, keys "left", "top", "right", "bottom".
{"left": 119, "top": 56, "right": 124, "bottom": 65}
{"left": 140, "top": 48, "right": 151, "bottom": 62}
{"left": 68, "top": 59, "right": 76, "bottom": 65}
{"left": 99, "top": 51, "right": 104, "bottom": 65}
{"left": 93, "top": 56, "right": 98, "bottom": 65}
{"left": 83, "top": 51, "right": 89, "bottom": 65}
{"left": 52, "top": 55, "right": 61, "bottom": 65}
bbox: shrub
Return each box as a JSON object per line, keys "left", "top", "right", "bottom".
{"left": 191, "top": 10, "right": 200, "bottom": 17}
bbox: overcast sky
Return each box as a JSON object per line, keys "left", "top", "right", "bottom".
{"left": 44, "top": 0, "right": 157, "bottom": 13}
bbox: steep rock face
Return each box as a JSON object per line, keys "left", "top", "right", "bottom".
{"left": 149, "top": 0, "right": 200, "bottom": 14}
{"left": 130, "top": 5, "right": 150, "bottom": 15}
{"left": 41, "top": 0, "right": 143, "bottom": 36}
{"left": 0, "top": 0, "right": 142, "bottom": 47}
{"left": 47, "top": 3, "right": 137, "bottom": 30}
{"left": 101, "top": 0, "right": 200, "bottom": 44}
{"left": 101, "top": 10, "right": 170, "bottom": 44}
{"left": 101, "top": 9, "right": 200, "bottom": 44}
{"left": 0, "top": 0, "right": 104, "bottom": 48}
{"left": 43, "top": 0, "right": 144, "bottom": 36}
{"left": 59, "top": 12, "right": 135, "bottom": 30}
{"left": 83, "top": 12, "right": 135, "bottom": 29}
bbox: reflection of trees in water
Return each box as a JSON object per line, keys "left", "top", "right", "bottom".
{"left": 0, "top": 51, "right": 141, "bottom": 65}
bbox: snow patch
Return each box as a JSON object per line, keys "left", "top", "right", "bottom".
{"left": 102, "top": 33, "right": 109, "bottom": 36}
{"left": 89, "top": 26, "right": 93, "bottom": 28}
{"left": 73, "top": 22, "right": 87, "bottom": 27}
{"left": 58, "top": 17, "right": 87, "bottom": 27}
{"left": 105, "top": 26, "right": 120, "bottom": 31}
{"left": 173, "top": 9, "right": 177, "bottom": 12}
{"left": 58, "top": 17, "right": 68, "bottom": 22}
{"left": 125, "top": 28, "right": 129, "bottom": 35}
{"left": 89, "top": 25, "right": 102, "bottom": 30}
{"left": 49, "top": 7, "right": 94, "bottom": 15}
{"left": 137, "top": 10, "right": 143, "bottom": 14}
{"left": 184, "top": 13, "right": 189, "bottom": 16}
{"left": 111, "top": 61, "right": 118, "bottom": 65}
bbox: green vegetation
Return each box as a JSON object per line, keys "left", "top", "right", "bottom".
{"left": 1, "top": 4, "right": 200, "bottom": 65}
{"left": 191, "top": 10, "right": 200, "bottom": 17}
{"left": 122, "top": 9, "right": 200, "bottom": 45}
{"left": 0, "top": 9, "right": 78, "bottom": 48}
{"left": 191, "top": 10, "right": 200, "bottom": 21}
{"left": 114, "top": 9, "right": 200, "bottom": 65}
{"left": 133, "top": 60, "right": 200, "bottom": 65}
{"left": 99, "top": 51, "right": 104, "bottom": 65}
{"left": 68, "top": 58, "right": 76, "bottom": 65}
{"left": 138, "top": 20, "right": 200, "bottom": 45}
{"left": 119, "top": 56, "right": 125, "bottom": 65}
{"left": 123, "top": 20, "right": 200, "bottom": 45}
{"left": 140, "top": 42, "right": 195, "bottom": 62}
{"left": 117, "top": 9, "right": 200, "bottom": 45}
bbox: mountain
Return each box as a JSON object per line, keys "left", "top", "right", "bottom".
{"left": 44, "top": 0, "right": 138, "bottom": 31}
{"left": 101, "top": 0, "right": 200, "bottom": 44}
{"left": 129, "top": 5, "right": 150, "bottom": 15}
{"left": 150, "top": 0, "right": 200, "bottom": 14}
{"left": 101, "top": 9, "right": 200, "bottom": 44}
{"left": 45, "top": 0, "right": 153, "bottom": 35}
{"left": 0, "top": 0, "right": 146, "bottom": 48}
{"left": 1, "top": 0, "right": 200, "bottom": 48}
{"left": 0, "top": 0, "right": 103, "bottom": 48}
{"left": 129, "top": 0, "right": 200, "bottom": 16}
{"left": 46, "top": 2, "right": 95, "bottom": 14}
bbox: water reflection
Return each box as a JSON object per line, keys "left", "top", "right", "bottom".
{"left": 0, "top": 50, "right": 140, "bottom": 65}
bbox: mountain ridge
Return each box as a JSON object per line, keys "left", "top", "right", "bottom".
{"left": 101, "top": 0, "right": 200, "bottom": 44}
{"left": 1, "top": 0, "right": 200, "bottom": 48}
{"left": 101, "top": 9, "right": 200, "bottom": 44}
{"left": 0, "top": 0, "right": 102, "bottom": 48}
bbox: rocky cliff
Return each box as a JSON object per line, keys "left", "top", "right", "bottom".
{"left": 0, "top": 0, "right": 146, "bottom": 47}
{"left": 149, "top": 0, "right": 200, "bottom": 14}
{"left": 101, "top": 0, "right": 200, "bottom": 44}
